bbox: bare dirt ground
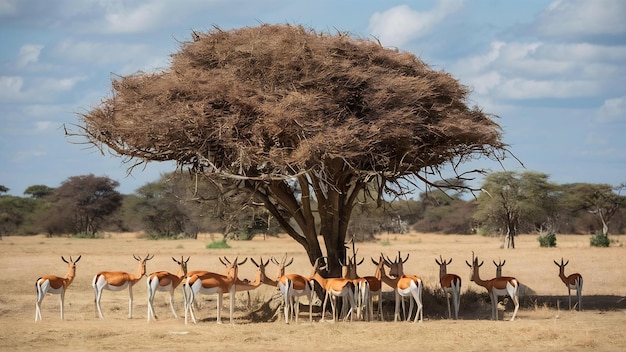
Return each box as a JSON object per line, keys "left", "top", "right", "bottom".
{"left": 1, "top": 232, "right": 624, "bottom": 351}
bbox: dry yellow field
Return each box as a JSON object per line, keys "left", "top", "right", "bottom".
{"left": 1, "top": 232, "right": 624, "bottom": 351}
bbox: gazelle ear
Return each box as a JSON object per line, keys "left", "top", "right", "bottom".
{"left": 285, "top": 257, "right": 294, "bottom": 267}
{"left": 133, "top": 254, "right": 141, "bottom": 261}
{"left": 466, "top": 260, "right": 471, "bottom": 267}
{"left": 219, "top": 257, "right": 228, "bottom": 266}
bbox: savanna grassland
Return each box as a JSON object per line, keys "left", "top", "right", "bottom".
{"left": 1, "top": 232, "right": 624, "bottom": 351}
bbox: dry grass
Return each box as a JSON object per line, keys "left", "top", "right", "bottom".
{"left": 1, "top": 232, "right": 624, "bottom": 351}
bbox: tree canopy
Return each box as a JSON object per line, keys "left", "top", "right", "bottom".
{"left": 44, "top": 175, "right": 122, "bottom": 237}
{"left": 75, "top": 24, "right": 508, "bottom": 274}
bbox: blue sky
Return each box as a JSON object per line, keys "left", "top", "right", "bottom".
{"left": 1, "top": 0, "right": 625, "bottom": 196}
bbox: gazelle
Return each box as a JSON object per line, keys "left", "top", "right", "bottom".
{"left": 466, "top": 252, "right": 520, "bottom": 321}
{"left": 93, "top": 254, "right": 154, "bottom": 319}
{"left": 342, "top": 256, "right": 375, "bottom": 321}
{"left": 554, "top": 258, "right": 583, "bottom": 311}
{"left": 235, "top": 257, "right": 269, "bottom": 290}
{"left": 370, "top": 254, "right": 402, "bottom": 321}
{"left": 394, "top": 274, "right": 423, "bottom": 323}
{"left": 381, "top": 251, "right": 413, "bottom": 320}
{"left": 384, "top": 251, "right": 410, "bottom": 278}
{"left": 378, "top": 253, "right": 422, "bottom": 322}
{"left": 435, "top": 255, "right": 461, "bottom": 320}
{"left": 35, "top": 255, "right": 81, "bottom": 321}
{"left": 274, "top": 255, "right": 315, "bottom": 324}
{"left": 494, "top": 258, "right": 506, "bottom": 277}
{"left": 270, "top": 253, "right": 293, "bottom": 287}
{"left": 233, "top": 257, "right": 271, "bottom": 309}
{"left": 184, "top": 256, "right": 247, "bottom": 324}
{"left": 146, "top": 256, "right": 190, "bottom": 322}
{"left": 310, "top": 257, "right": 356, "bottom": 323}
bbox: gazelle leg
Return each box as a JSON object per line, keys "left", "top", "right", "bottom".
{"left": 216, "top": 292, "right": 223, "bottom": 324}
{"left": 60, "top": 291, "right": 65, "bottom": 320}
{"left": 128, "top": 286, "right": 133, "bottom": 318}
{"left": 169, "top": 289, "right": 177, "bottom": 318}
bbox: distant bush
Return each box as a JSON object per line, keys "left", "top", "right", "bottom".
{"left": 590, "top": 232, "right": 610, "bottom": 247}
{"left": 537, "top": 232, "right": 557, "bottom": 247}
{"left": 206, "top": 239, "right": 230, "bottom": 249}
{"left": 72, "top": 232, "right": 99, "bottom": 239}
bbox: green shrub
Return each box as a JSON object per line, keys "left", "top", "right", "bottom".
{"left": 206, "top": 239, "right": 231, "bottom": 249}
{"left": 537, "top": 232, "right": 557, "bottom": 247}
{"left": 379, "top": 238, "right": 392, "bottom": 246}
{"left": 590, "top": 232, "right": 610, "bottom": 247}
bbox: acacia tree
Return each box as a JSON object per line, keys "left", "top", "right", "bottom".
{"left": 562, "top": 183, "right": 626, "bottom": 238}
{"left": 45, "top": 175, "right": 122, "bottom": 237}
{"left": 74, "top": 24, "right": 508, "bottom": 275}
{"left": 24, "top": 185, "right": 55, "bottom": 199}
{"left": 474, "top": 171, "right": 557, "bottom": 248}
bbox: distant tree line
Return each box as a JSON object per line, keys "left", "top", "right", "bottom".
{"left": 1, "top": 171, "right": 624, "bottom": 245}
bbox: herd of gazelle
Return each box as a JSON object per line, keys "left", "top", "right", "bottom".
{"left": 34, "top": 251, "right": 584, "bottom": 323}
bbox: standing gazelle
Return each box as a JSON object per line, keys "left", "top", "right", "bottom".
{"left": 274, "top": 255, "right": 315, "bottom": 324}
{"left": 309, "top": 257, "right": 356, "bottom": 323}
{"left": 554, "top": 258, "right": 583, "bottom": 311}
{"left": 466, "top": 252, "right": 520, "bottom": 321}
{"left": 185, "top": 256, "right": 248, "bottom": 324}
{"left": 435, "top": 255, "right": 461, "bottom": 320}
{"left": 93, "top": 253, "right": 154, "bottom": 319}
{"left": 35, "top": 255, "right": 81, "bottom": 321}
{"left": 146, "top": 256, "right": 190, "bottom": 321}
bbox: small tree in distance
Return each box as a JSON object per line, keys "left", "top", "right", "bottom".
{"left": 24, "top": 185, "right": 55, "bottom": 199}
{"left": 74, "top": 24, "right": 510, "bottom": 275}
{"left": 474, "top": 171, "right": 557, "bottom": 248}
{"left": 44, "top": 174, "right": 122, "bottom": 237}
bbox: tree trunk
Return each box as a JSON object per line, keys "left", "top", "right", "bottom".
{"left": 244, "top": 160, "right": 362, "bottom": 278}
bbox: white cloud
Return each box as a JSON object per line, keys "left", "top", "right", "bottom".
{"left": 469, "top": 71, "right": 501, "bottom": 95}
{"left": 595, "top": 96, "right": 626, "bottom": 123}
{"left": 368, "top": 0, "right": 464, "bottom": 48}
{"left": 0, "top": 76, "right": 24, "bottom": 101}
{"left": 0, "top": 75, "right": 85, "bottom": 103}
{"left": 497, "top": 79, "right": 600, "bottom": 99}
{"left": 16, "top": 44, "right": 44, "bottom": 68}
{"left": 0, "top": 0, "right": 18, "bottom": 16}
{"left": 11, "top": 150, "right": 48, "bottom": 163}
{"left": 53, "top": 39, "right": 169, "bottom": 73}
{"left": 535, "top": 0, "right": 626, "bottom": 37}
{"left": 34, "top": 121, "right": 53, "bottom": 132}
{"left": 453, "top": 39, "right": 626, "bottom": 100}
{"left": 101, "top": 1, "right": 170, "bottom": 34}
